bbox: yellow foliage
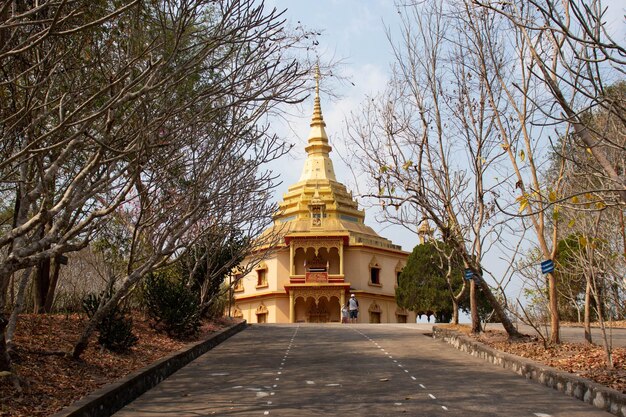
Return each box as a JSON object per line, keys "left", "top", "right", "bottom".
{"left": 516, "top": 194, "right": 529, "bottom": 213}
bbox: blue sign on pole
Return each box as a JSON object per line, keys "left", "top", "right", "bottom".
{"left": 541, "top": 259, "right": 555, "bottom": 274}
{"left": 464, "top": 269, "right": 473, "bottom": 280}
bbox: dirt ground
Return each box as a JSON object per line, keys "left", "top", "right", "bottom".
{"left": 443, "top": 322, "right": 626, "bottom": 394}
{"left": 0, "top": 314, "right": 236, "bottom": 417}
{"left": 1, "top": 317, "right": 625, "bottom": 417}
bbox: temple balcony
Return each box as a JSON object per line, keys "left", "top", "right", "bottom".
{"left": 290, "top": 273, "right": 345, "bottom": 284}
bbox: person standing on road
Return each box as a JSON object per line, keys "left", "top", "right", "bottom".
{"left": 348, "top": 293, "right": 359, "bottom": 323}
{"left": 341, "top": 303, "right": 349, "bottom": 324}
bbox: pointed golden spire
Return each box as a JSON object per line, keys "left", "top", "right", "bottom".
{"left": 311, "top": 64, "right": 326, "bottom": 128}
{"left": 299, "top": 64, "right": 336, "bottom": 182}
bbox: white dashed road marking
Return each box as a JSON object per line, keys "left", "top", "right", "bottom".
{"left": 263, "top": 325, "right": 300, "bottom": 416}
{"left": 354, "top": 328, "right": 452, "bottom": 413}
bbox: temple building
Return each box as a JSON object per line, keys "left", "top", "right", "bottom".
{"left": 231, "top": 75, "right": 415, "bottom": 324}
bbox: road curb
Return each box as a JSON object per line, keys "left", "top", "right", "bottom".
{"left": 51, "top": 320, "right": 248, "bottom": 417}
{"left": 432, "top": 326, "right": 626, "bottom": 417}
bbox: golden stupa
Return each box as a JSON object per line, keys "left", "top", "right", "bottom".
{"left": 232, "top": 72, "right": 414, "bottom": 324}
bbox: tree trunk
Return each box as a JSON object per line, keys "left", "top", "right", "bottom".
{"left": 72, "top": 266, "right": 148, "bottom": 359}
{"left": 33, "top": 258, "right": 51, "bottom": 314}
{"left": 591, "top": 277, "right": 613, "bottom": 369}
{"left": 6, "top": 268, "right": 33, "bottom": 352}
{"left": 474, "top": 275, "right": 522, "bottom": 338}
{"left": 0, "top": 314, "right": 10, "bottom": 373}
{"left": 43, "top": 257, "right": 62, "bottom": 313}
{"left": 32, "top": 217, "right": 53, "bottom": 314}
{"left": 547, "top": 272, "right": 560, "bottom": 344}
{"left": 619, "top": 208, "right": 626, "bottom": 259}
{"left": 584, "top": 279, "right": 592, "bottom": 344}
{"left": 470, "top": 280, "right": 481, "bottom": 333}
{"left": 452, "top": 297, "right": 459, "bottom": 325}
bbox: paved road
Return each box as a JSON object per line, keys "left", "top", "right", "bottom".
{"left": 114, "top": 324, "right": 613, "bottom": 417}
{"left": 484, "top": 322, "right": 626, "bottom": 347}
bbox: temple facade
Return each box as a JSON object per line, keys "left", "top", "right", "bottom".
{"left": 232, "top": 78, "right": 415, "bottom": 324}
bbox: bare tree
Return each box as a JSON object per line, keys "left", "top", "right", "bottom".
{"left": 475, "top": 0, "right": 626, "bottom": 204}
{"left": 1, "top": 0, "right": 315, "bottom": 372}
{"left": 344, "top": 0, "right": 521, "bottom": 337}
{"left": 72, "top": 122, "right": 287, "bottom": 358}
{"left": 457, "top": 0, "right": 571, "bottom": 343}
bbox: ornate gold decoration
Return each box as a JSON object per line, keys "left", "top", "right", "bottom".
{"left": 293, "top": 287, "right": 342, "bottom": 302}
{"left": 418, "top": 219, "right": 433, "bottom": 244}
{"left": 256, "top": 304, "right": 268, "bottom": 314}
{"left": 310, "top": 205, "right": 323, "bottom": 227}
{"left": 369, "top": 302, "right": 382, "bottom": 313}
{"left": 395, "top": 307, "right": 409, "bottom": 316}
{"left": 292, "top": 239, "right": 341, "bottom": 253}
{"left": 369, "top": 255, "right": 381, "bottom": 268}
{"left": 233, "top": 307, "right": 243, "bottom": 318}
{"left": 306, "top": 272, "right": 328, "bottom": 283}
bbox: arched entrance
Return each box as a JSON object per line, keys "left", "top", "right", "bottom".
{"left": 369, "top": 302, "right": 382, "bottom": 324}
{"left": 256, "top": 304, "right": 268, "bottom": 323}
{"left": 291, "top": 290, "right": 343, "bottom": 323}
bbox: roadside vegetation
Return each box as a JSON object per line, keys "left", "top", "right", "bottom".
{"left": 346, "top": 0, "right": 624, "bottom": 367}
{"left": 0, "top": 0, "right": 317, "bottom": 398}
{"left": 0, "top": 0, "right": 624, "bottom": 415}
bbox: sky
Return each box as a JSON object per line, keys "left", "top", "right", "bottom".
{"left": 262, "top": 0, "right": 626, "bottom": 308}
{"left": 264, "top": 0, "right": 412, "bottom": 246}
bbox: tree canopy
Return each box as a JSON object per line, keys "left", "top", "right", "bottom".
{"left": 396, "top": 241, "right": 464, "bottom": 323}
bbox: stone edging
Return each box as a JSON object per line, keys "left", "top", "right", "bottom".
{"left": 432, "top": 326, "right": 626, "bottom": 417}
{"left": 51, "top": 320, "right": 248, "bottom": 417}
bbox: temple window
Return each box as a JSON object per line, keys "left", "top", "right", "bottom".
{"left": 233, "top": 274, "right": 243, "bottom": 292}
{"left": 370, "top": 267, "right": 381, "bottom": 285}
{"left": 256, "top": 262, "right": 268, "bottom": 288}
{"left": 257, "top": 312, "right": 268, "bottom": 323}
{"left": 370, "top": 311, "right": 381, "bottom": 323}
{"left": 395, "top": 261, "right": 404, "bottom": 286}
{"left": 368, "top": 256, "right": 382, "bottom": 286}
{"left": 256, "top": 304, "right": 268, "bottom": 323}
{"left": 369, "top": 302, "right": 382, "bottom": 323}
{"left": 396, "top": 308, "right": 408, "bottom": 323}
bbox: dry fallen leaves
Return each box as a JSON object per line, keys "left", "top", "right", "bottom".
{"left": 0, "top": 313, "right": 232, "bottom": 417}
{"left": 444, "top": 323, "right": 626, "bottom": 394}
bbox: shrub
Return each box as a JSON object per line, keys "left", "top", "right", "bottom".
{"left": 82, "top": 288, "right": 139, "bottom": 352}
{"left": 143, "top": 272, "right": 201, "bottom": 339}
{"left": 201, "top": 284, "right": 230, "bottom": 320}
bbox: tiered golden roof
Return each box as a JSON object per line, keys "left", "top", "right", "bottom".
{"left": 266, "top": 70, "right": 401, "bottom": 251}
